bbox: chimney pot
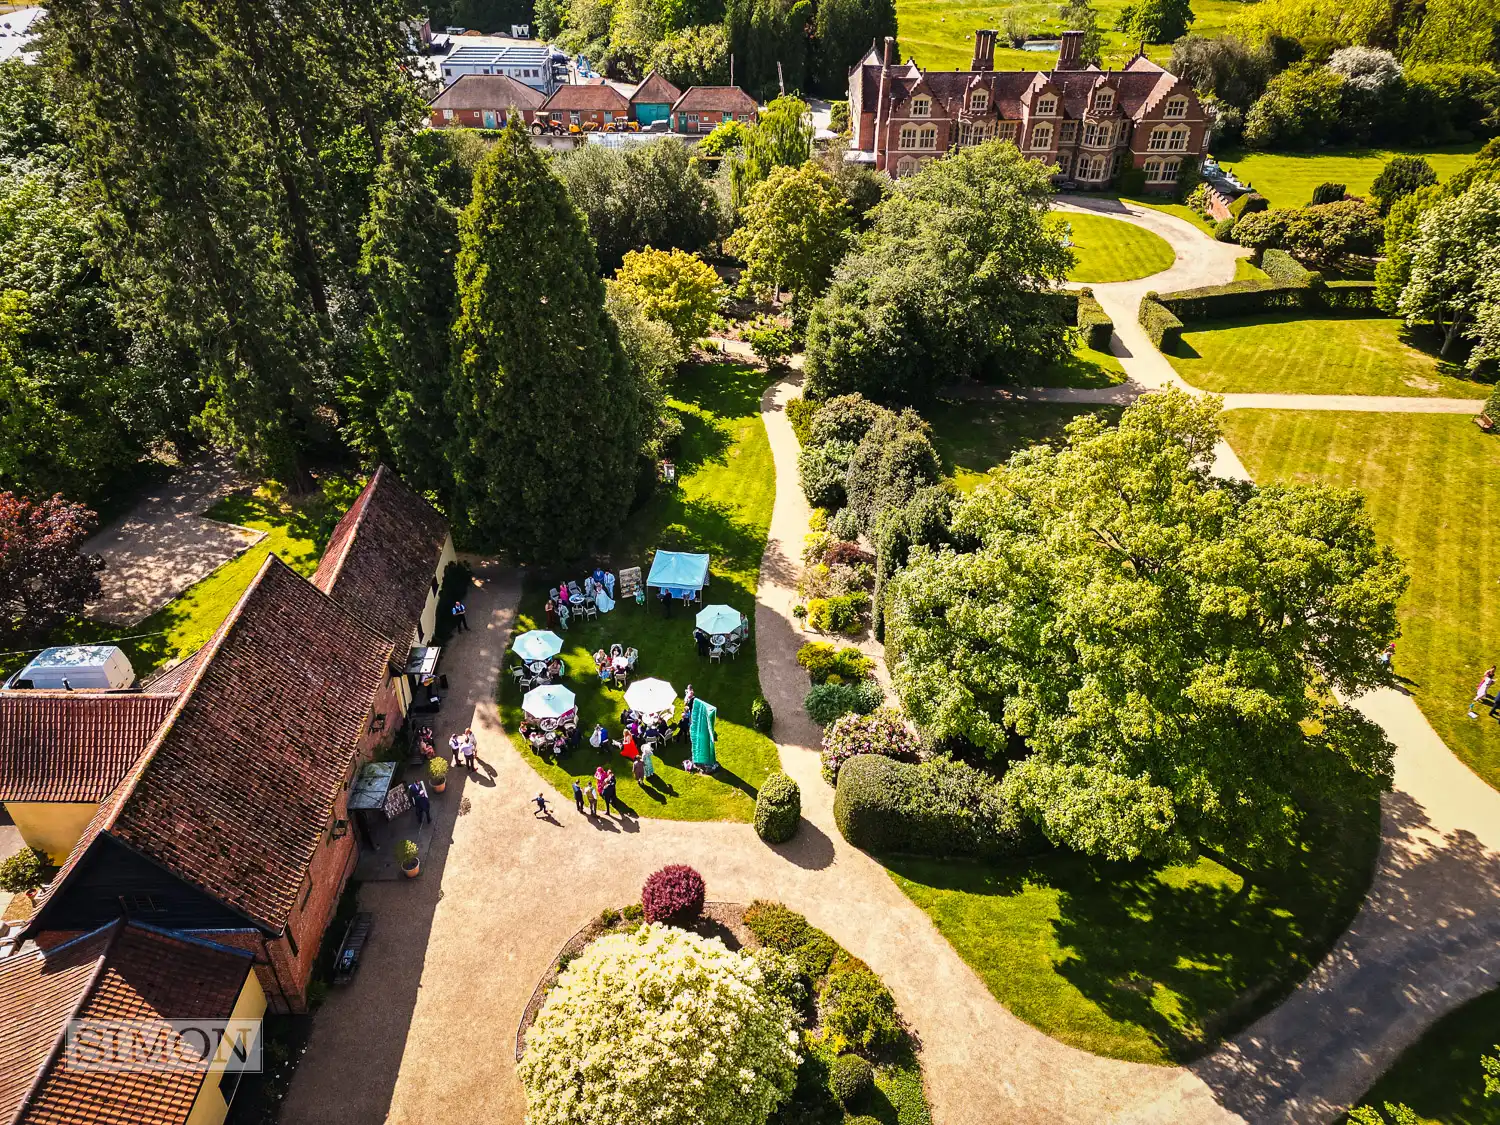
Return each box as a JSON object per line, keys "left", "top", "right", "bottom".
{"left": 882, "top": 36, "right": 894, "bottom": 68}
{"left": 1057, "top": 29, "right": 1084, "bottom": 70}
{"left": 971, "top": 28, "right": 996, "bottom": 71}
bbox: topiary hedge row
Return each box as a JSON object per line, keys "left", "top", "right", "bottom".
{"left": 1075, "top": 289, "right": 1113, "bottom": 352}
{"left": 832, "top": 754, "right": 1046, "bottom": 860}
{"left": 1259, "top": 248, "right": 1314, "bottom": 285}
{"left": 1138, "top": 293, "right": 1185, "bottom": 353}
{"left": 1228, "top": 191, "right": 1268, "bottom": 219}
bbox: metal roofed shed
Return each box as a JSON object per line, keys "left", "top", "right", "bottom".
{"left": 348, "top": 761, "right": 399, "bottom": 811}
{"left": 7, "top": 646, "right": 136, "bottom": 691}
{"left": 646, "top": 551, "right": 710, "bottom": 598}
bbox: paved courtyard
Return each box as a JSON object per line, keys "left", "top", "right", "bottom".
{"left": 83, "top": 451, "right": 263, "bottom": 625}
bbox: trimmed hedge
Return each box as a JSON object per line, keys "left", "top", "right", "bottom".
{"left": 751, "top": 695, "right": 774, "bottom": 733}
{"left": 1042, "top": 289, "right": 1080, "bottom": 326}
{"left": 1320, "top": 280, "right": 1380, "bottom": 310}
{"left": 832, "top": 755, "right": 1044, "bottom": 859}
{"left": 1139, "top": 293, "right": 1185, "bottom": 353}
{"left": 1228, "top": 191, "right": 1268, "bottom": 219}
{"left": 1258, "top": 248, "right": 1314, "bottom": 285}
{"left": 1075, "top": 289, "right": 1113, "bottom": 351}
{"left": 831, "top": 1054, "right": 874, "bottom": 1107}
{"left": 755, "top": 771, "right": 801, "bottom": 843}
{"left": 786, "top": 396, "right": 818, "bottom": 445}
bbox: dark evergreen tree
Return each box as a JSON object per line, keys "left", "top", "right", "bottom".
{"left": 726, "top": 0, "right": 813, "bottom": 100}
{"left": 41, "top": 0, "right": 421, "bottom": 483}
{"left": 350, "top": 131, "right": 484, "bottom": 494}
{"left": 448, "top": 120, "right": 650, "bottom": 558}
{"left": 813, "top": 0, "right": 895, "bottom": 96}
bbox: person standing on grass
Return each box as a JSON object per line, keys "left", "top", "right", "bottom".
{"left": 572, "top": 779, "right": 585, "bottom": 814}
{"left": 642, "top": 743, "right": 656, "bottom": 782}
{"left": 631, "top": 754, "right": 645, "bottom": 784}
{"left": 1471, "top": 666, "right": 1496, "bottom": 718}
{"left": 586, "top": 781, "right": 598, "bottom": 817}
{"left": 1378, "top": 641, "right": 1394, "bottom": 669}
{"left": 452, "top": 599, "right": 469, "bottom": 632}
{"left": 545, "top": 596, "right": 559, "bottom": 630}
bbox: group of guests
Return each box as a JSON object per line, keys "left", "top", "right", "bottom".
{"left": 575, "top": 767, "right": 624, "bottom": 816}
{"left": 447, "top": 727, "right": 479, "bottom": 770}
{"left": 544, "top": 569, "right": 618, "bottom": 631}
{"left": 592, "top": 645, "right": 634, "bottom": 688}
{"left": 521, "top": 717, "right": 579, "bottom": 755}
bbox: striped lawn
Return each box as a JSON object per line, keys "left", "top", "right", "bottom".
{"left": 1221, "top": 410, "right": 1500, "bottom": 791}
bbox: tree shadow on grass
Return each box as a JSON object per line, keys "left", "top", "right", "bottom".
{"left": 673, "top": 360, "right": 771, "bottom": 422}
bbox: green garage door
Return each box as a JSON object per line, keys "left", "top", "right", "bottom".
{"left": 636, "top": 103, "right": 670, "bottom": 126}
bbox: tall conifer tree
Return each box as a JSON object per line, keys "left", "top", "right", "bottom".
{"left": 448, "top": 120, "right": 649, "bottom": 559}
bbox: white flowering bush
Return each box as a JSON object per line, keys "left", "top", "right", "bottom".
{"left": 519, "top": 924, "right": 801, "bottom": 1125}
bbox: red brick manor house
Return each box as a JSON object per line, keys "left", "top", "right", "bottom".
{"left": 847, "top": 29, "right": 1210, "bottom": 188}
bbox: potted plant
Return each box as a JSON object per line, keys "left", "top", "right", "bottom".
{"left": 428, "top": 756, "right": 449, "bottom": 793}
{"left": 792, "top": 604, "right": 808, "bottom": 628}
{"left": 395, "top": 838, "right": 420, "bottom": 878}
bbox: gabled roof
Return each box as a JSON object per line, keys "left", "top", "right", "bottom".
{"left": 631, "top": 70, "right": 682, "bottom": 106}
{"left": 311, "top": 466, "right": 450, "bottom": 664}
{"left": 672, "top": 85, "right": 758, "bottom": 115}
{"left": 32, "top": 556, "right": 394, "bottom": 935}
{"left": 0, "top": 692, "right": 177, "bottom": 802}
{"left": 429, "top": 73, "right": 545, "bottom": 111}
{"left": 0, "top": 921, "right": 252, "bottom": 1125}
{"left": 541, "top": 83, "right": 630, "bottom": 112}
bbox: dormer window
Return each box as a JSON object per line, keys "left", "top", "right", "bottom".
{"left": 910, "top": 96, "right": 931, "bottom": 118}
{"left": 1164, "top": 96, "right": 1187, "bottom": 119}
{"left": 970, "top": 90, "right": 988, "bottom": 112}
{"left": 1035, "top": 96, "right": 1056, "bottom": 116}
{"left": 1094, "top": 90, "right": 1114, "bottom": 112}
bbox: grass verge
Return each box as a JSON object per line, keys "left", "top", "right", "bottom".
{"left": 1349, "top": 988, "right": 1500, "bottom": 1125}
{"left": 1169, "top": 315, "right": 1492, "bottom": 398}
{"left": 1211, "top": 144, "right": 1483, "bottom": 208}
{"left": 887, "top": 765, "right": 1380, "bottom": 1065}
{"left": 926, "top": 399, "right": 1126, "bottom": 490}
{"left": 1059, "top": 211, "right": 1176, "bottom": 283}
{"left": 498, "top": 361, "right": 781, "bottom": 822}
{"left": 1220, "top": 411, "right": 1500, "bottom": 792}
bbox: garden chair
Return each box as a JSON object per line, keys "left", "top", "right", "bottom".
{"left": 709, "top": 646, "right": 723, "bottom": 663}
{"left": 724, "top": 639, "right": 741, "bottom": 660}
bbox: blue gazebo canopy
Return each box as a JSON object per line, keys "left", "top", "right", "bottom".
{"left": 647, "top": 551, "right": 710, "bottom": 598}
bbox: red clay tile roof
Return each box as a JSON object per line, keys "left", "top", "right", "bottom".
{"left": 0, "top": 694, "right": 176, "bottom": 802}
{"left": 541, "top": 83, "right": 630, "bottom": 112}
{"left": 1, "top": 921, "right": 253, "bottom": 1125}
{"left": 429, "top": 72, "right": 545, "bottom": 111}
{"left": 34, "top": 556, "right": 394, "bottom": 934}
{"left": 311, "top": 466, "right": 450, "bottom": 665}
{"left": 631, "top": 70, "right": 682, "bottom": 106}
{"left": 672, "top": 85, "right": 758, "bottom": 115}
{"left": 139, "top": 649, "right": 209, "bottom": 695}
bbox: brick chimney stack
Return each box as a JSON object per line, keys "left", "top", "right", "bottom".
{"left": 1057, "top": 29, "right": 1084, "bottom": 70}
{"left": 874, "top": 36, "right": 895, "bottom": 171}
{"left": 882, "top": 35, "right": 894, "bottom": 68}
{"left": 971, "top": 28, "right": 996, "bottom": 71}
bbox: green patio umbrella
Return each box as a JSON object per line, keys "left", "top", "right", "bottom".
{"left": 689, "top": 697, "right": 718, "bottom": 770}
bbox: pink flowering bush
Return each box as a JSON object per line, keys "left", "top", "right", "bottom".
{"left": 641, "top": 864, "right": 707, "bottom": 924}
{"left": 820, "top": 707, "right": 921, "bottom": 784}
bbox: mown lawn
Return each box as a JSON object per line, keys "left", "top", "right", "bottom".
{"left": 894, "top": 0, "right": 1250, "bottom": 72}
{"left": 1168, "top": 315, "right": 1493, "bottom": 398}
{"left": 888, "top": 764, "right": 1380, "bottom": 1065}
{"left": 1058, "top": 211, "right": 1176, "bottom": 283}
{"left": 7, "top": 485, "right": 344, "bottom": 679}
{"left": 1029, "top": 344, "right": 1127, "bottom": 390}
{"left": 1350, "top": 988, "right": 1500, "bottom": 1125}
{"left": 1220, "top": 411, "right": 1500, "bottom": 792}
{"left": 498, "top": 362, "right": 782, "bottom": 822}
{"left": 926, "top": 399, "right": 1125, "bottom": 490}
{"left": 1212, "top": 144, "right": 1483, "bottom": 207}
{"left": 1233, "top": 257, "right": 1267, "bottom": 281}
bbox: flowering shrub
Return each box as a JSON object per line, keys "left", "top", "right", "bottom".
{"left": 641, "top": 864, "right": 706, "bottom": 924}
{"left": 519, "top": 925, "right": 800, "bottom": 1125}
{"left": 820, "top": 707, "right": 921, "bottom": 784}
{"left": 796, "top": 642, "right": 873, "bottom": 685}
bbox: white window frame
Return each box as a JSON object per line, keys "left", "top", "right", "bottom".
{"left": 443, "top": 109, "right": 453, "bottom": 121}
{"left": 1147, "top": 125, "right": 1170, "bottom": 152}
{"left": 910, "top": 96, "right": 931, "bottom": 118}
{"left": 1056, "top": 152, "right": 1072, "bottom": 174}
{"left": 1030, "top": 123, "right": 1053, "bottom": 149}
{"left": 1083, "top": 122, "right": 1111, "bottom": 147}
{"left": 970, "top": 90, "right": 989, "bottom": 111}
{"left": 570, "top": 110, "right": 581, "bottom": 125}
{"left": 995, "top": 120, "right": 1019, "bottom": 142}
{"left": 898, "top": 123, "right": 919, "bottom": 150}
{"left": 1167, "top": 127, "right": 1189, "bottom": 152}
{"left": 1035, "top": 96, "right": 1057, "bottom": 116}
{"left": 1145, "top": 158, "right": 1180, "bottom": 183}
{"left": 1094, "top": 90, "right": 1114, "bottom": 112}
{"left": 896, "top": 155, "right": 920, "bottom": 176}
{"left": 918, "top": 124, "right": 937, "bottom": 149}
{"left": 1164, "top": 96, "right": 1187, "bottom": 119}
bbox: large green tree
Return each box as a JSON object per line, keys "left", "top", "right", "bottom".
{"left": 804, "top": 140, "right": 1071, "bottom": 404}
{"left": 885, "top": 390, "right": 1406, "bottom": 863}
{"left": 41, "top": 0, "right": 420, "bottom": 483}
{"left": 726, "top": 0, "right": 812, "bottom": 100}
{"left": 348, "top": 130, "right": 485, "bottom": 494}
{"left": 447, "top": 120, "right": 651, "bottom": 558}
{"left": 726, "top": 161, "right": 850, "bottom": 305}
{"left": 1397, "top": 182, "right": 1500, "bottom": 356}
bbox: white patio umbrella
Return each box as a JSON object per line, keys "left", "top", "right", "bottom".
{"left": 624, "top": 678, "right": 676, "bottom": 716}
{"left": 513, "top": 630, "right": 564, "bottom": 663}
{"left": 695, "top": 604, "right": 742, "bottom": 635}
{"left": 522, "top": 683, "right": 577, "bottom": 721}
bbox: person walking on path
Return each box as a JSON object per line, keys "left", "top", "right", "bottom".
{"left": 586, "top": 782, "right": 598, "bottom": 817}
{"left": 532, "top": 791, "right": 551, "bottom": 819}
{"left": 452, "top": 600, "right": 469, "bottom": 632}
{"left": 572, "top": 779, "right": 585, "bottom": 814}
{"left": 1471, "top": 666, "right": 1496, "bottom": 718}
{"left": 408, "top": 780, "right": 431, "bottom": 826}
